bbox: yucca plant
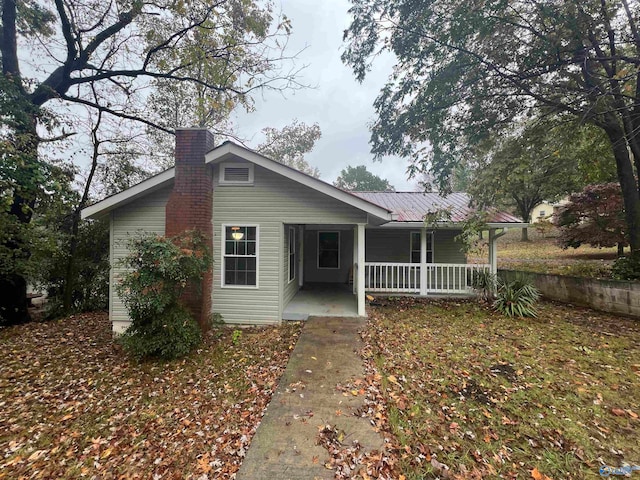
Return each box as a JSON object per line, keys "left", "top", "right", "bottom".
{"left": 494, "top": 278, "right": 539, "bottom": 317}
{"left": 471, "top": 270, "right": 497, "bottom": 302}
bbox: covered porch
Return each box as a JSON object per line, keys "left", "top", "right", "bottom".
{"left": 283, "top": 223, "right": 368, "bottom": 318}
{"left": 281, "top": 222, "right": 508, "bottom": 319}
{"left": 360, "top": 225, "right": 504, "bottom": 296}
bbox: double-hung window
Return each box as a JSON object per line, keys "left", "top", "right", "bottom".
{"left": 318, "top": 231, "right": 340, "bottom": 269}
{"left": 410, "top": 231, "right": 433, "bottom": 263}
{"left": 223, "top": 225, "right": 258, "bottom": 287}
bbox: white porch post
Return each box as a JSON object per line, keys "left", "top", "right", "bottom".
{"left": 357, "top": 223, "right": 366, "bottom": 316}
{"left": 353, "top": 226, "right": 358, "bottom": 294}
{"left": 488, "top": 228, "right": 497, "bottom": 275}
{"left": 419, "top": 227, "right": 427, "bottom": 295}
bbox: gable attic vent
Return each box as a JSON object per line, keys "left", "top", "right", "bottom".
{"left": 220, "top": 162, "right": 254, "bottom": 185}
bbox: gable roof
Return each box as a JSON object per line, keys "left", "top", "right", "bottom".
{"left": 81, "top": 168, "right": 175, "bottom": 220}
{"left": 351, "top": 191, "right": 524, "bottom": 225}
{"left": 205, "top": 142, "right": 395, "bottom": 222}
{"left": 81, "top": 141, "right": 395, "bottom": 221}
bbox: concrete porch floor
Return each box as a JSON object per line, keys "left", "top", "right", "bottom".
{"left": 282, "top": 283, "right": 359, "bottom": 320}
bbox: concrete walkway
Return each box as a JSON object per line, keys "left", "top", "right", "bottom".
{"left": 236, "top": 317, "right": 384, "bottom": 480}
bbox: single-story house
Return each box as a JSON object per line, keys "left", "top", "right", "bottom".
{"left": 531, "top": 197, "right": 571, "bottom": 223}
{"left": 82, "top": 129, "right": 526, "bottom": 333}
{"left": 531, "top": 201, "right": 553, "bottom": 223}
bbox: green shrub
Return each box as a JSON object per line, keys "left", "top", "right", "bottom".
{"left": 612, "top": 255, "right": 640, "bottom": 281}
{"left": 231, "top": 329, "right": 243, "bottom": 345}
{"left": 494, "top": 278, "right": 539, "bottom": 317}
{"left": 119, "top": 304, "right": 202, "bottom": 360}
{"left": 116, "top": 230, "right": 211, "bottom": 360}
{"left": 471, "top": 269, "right": 497, "bottom": 301}
{"left": 36, "top": 218, "right": 110, "bottom": 318}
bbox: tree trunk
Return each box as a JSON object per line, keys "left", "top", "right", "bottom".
{"left": 62, "top": 211, "right": 81, "bottom": 312}
{"left": 61, "top": 110, "right": 101, "bottom": 314}
{"left": 603, "top": 121, "right": 640, "bottom": 254}
{"left": 618, "top": 243, "right": 624, "bottom": 257}
{"left": 0, "top": 274, "right": 29, "bottom": 325}
{"left": 0, "top": 191, "right": 33, "bottom": 324}
{"left": 0, "top": 111, "right": 39, "bottom": 325}
{"left": 513, "top": 196, "right": 535, "bottom": 243}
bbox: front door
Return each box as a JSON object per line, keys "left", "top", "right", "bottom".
{"left": 303, "top": 228, "right": 353, "bottom": 284}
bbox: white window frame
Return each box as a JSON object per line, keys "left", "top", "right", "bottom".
{"left": 288, "top": 226, "right": 296, "bottom": 284}
{"left": 221, "top": 224, "right": 259, "bottom": 289}
{"left": 219, "top": 162, "right": 254, "bottom": 185}
{"left": 317, "top": 231, "right": 340, "bottom": 270}
{"left": 410, "top": 230, "right": 434, "bottom": 263}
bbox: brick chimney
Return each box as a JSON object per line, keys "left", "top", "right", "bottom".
{"left": 166, "top": 129, "right": 215, "bottom": 331}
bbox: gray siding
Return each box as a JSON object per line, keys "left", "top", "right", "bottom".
{"left": 366, "top": 229, "right": 410, "bottom": 262}
{"left": 433, "top": 230, "right": 467, "bottom": 263}
{"left": 211, "top": 162, "right": 368, "bottom": 325}
{"left": 110, "top": 186, "right": 171, "bottom": 334}
{"left": 304, "top": 229, "right": 354, "bottom": 283}
{"left": 365, "top": 228, "right": 466, "bottom": 264}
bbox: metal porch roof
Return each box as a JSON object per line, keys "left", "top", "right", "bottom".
{"left": 350, "top": 191, "right": 523, "bottom": 224}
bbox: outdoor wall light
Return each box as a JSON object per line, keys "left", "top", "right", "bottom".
{"left": 231, "top": 226, "right": 244, "bottom": 241}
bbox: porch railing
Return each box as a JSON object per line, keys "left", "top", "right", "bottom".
{"left": 364, "top": 263, "right": 490, "bottom": 294}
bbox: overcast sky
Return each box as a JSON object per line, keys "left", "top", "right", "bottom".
{"left": 234, "top": 0, "right": 417, "bottom": 191}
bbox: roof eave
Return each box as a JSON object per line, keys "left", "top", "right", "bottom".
{"left": 376, "top": 220, "right": 529, "bottom": 229}
{"left": 81, "top": 168, "right": 176, "bottom": 220}
{"left": 486, "top": 222, "right": 529, "bottom": 228}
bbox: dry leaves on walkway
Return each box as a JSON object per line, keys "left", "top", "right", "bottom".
{"left": 0, "top": 312, "right": 301, "bottom": 479}
{"left": 316, "top": 424, "right": 398, "bottom": 480}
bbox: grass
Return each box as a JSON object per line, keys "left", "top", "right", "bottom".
{"left": 363, "top": 298, "right": 640, "bottom": 479}
{"left": 470, "top": 227, "right": 621, "bottom": 279}
{"left": 0, "top": 312, "right": 300, "bottom": 479}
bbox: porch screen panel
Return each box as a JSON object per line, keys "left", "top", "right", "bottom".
{"left": 224, "top": 226, "right": 257, "bottom": 286}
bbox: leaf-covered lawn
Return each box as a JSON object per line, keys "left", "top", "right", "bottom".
{"left": 0, "top": 313, "right": 300, "bottom": 479}
{"left": 363, "top": 298, "right": 640, "bottom": 479}
{"left": 471, "top": 228, "right": 620, "bottom": 279}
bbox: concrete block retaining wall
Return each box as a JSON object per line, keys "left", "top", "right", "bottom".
{"left": 498, "top": 269, "right": 640, "bottom": 318}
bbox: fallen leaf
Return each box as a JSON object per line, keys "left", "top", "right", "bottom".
{"left": 531, "top": 467, "right": 553, "bottom": 480}
{"left": 197, "top": 454, "right": 212, "bottom": 473}
{"left": 27, "top": 450, "right": 47, "bottom": 462}
{"left": 431, "top": 457, "right": 450, "bottom": 477}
